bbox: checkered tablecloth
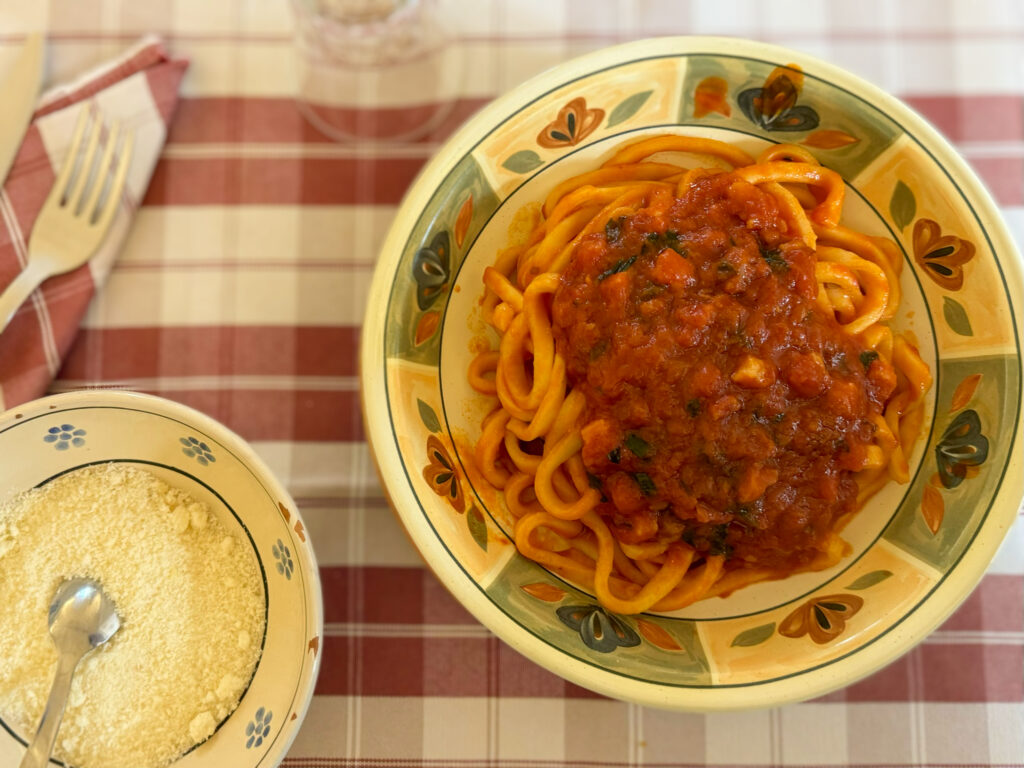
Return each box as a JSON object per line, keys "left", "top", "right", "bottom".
{"left": 8, "top": 1, "right": 1024, "bottom": 765}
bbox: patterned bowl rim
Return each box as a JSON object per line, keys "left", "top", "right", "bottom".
{"left": 361, "top": 35, "right": 1024, "bottom": 710}
{"left": 0, "top": 389, "right": 325, "bottom": 762}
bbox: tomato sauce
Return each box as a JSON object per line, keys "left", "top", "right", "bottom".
{"left": 550, "top": 172, "right": 897, "bottom": 569}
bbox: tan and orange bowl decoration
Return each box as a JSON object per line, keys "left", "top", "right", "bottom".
{"left": 360, "top": 37, "right": 1024, "bottom": 710}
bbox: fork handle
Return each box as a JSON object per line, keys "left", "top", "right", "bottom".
{"left": 0, "top": 264, "right": 46, "bottom": 334}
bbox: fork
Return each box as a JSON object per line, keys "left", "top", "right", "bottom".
{"left": 0, "top": 106, "right": 134, "bottom": 333}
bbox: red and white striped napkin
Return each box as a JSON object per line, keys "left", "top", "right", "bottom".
{"left": 0, "top": 36, "right": 186, "bottom": 410}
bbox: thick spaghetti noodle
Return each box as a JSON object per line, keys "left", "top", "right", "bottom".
{"left": 469, "top": 134, "right": 931, "bottom": 615}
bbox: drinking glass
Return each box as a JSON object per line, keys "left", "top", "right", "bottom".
{"left": 291, "top": 0, "right": 460, "bottom": 143}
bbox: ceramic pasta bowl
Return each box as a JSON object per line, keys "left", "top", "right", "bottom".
{"left": 360, "top": 37, "right": 1024, "bottom": 709}
{"left": 0, "top": 390, "right": 322, "bottom": 765}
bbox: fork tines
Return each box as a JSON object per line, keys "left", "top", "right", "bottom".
{"left": 54, "top": 105, "right": 135, "bottom": 228}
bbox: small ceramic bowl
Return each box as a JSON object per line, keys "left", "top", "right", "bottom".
{"left": 0, "top": 390, "right": 322, "bottom": 765}
{"left": 361, "top": 37, "right": 1024, "bottom": 709}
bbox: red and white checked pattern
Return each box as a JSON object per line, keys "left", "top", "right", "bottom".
{"left": 3, "top": 1, "right": 1024, "bottom": 765}
{"left": 0, "top": 36, "right": 186, "bottom": 409}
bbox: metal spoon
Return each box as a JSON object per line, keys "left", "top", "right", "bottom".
{"left": 19, "top": 578, "right": 120, "bottom": 768}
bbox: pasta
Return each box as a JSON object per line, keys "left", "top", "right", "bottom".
{"left": 468, "top": 134, "right": 931, "bottom": 615}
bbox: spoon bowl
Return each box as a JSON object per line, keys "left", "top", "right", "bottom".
{"left": 47, "top": 578, "right": 121, "bottom": 656}
{"left": 20, "top": 578, "right": 120, "bottom": 768}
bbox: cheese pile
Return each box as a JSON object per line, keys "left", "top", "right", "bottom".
{"left": 0, "top": 464, "right": 265, "bottom": 768}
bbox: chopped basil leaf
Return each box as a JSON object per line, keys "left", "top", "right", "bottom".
{"left": 761, "top": 248, "right": 788, "bottom": 273}
{"left": 604, "top": 216, "right": 625, "bottom": 243}
{"left": 859, "top": 350, "right": 879, "bottom": 369}
{"left": 639, "top": 283, "right": 665, "bottom": 301}
{"left": 607, "top": 447, "right": 621, "bottom": 464}
{"left": 727, "top": 329, "right": 752, "bottom": 349}
{"left": 597, "top": 254, "right": 638, "bottom": 281}
{"left": 708, "top": 523, "right": 733, "bottom": 557}
{"left": 624, "top": 433, "right": 651, "bottom": 458}
{"left": 709, "top": 539, "right": 734, "bottom": 557}
{"left": 634, "top": 472, "right": 657, "bottom": 496}
{"left": 587, "top": 473, "right": 603, "bottom": 490}
{"left": 639, "top": 229, "right": 684, "bottom": 256}
{"left": 686, "top": 399, "right": 702, "bottom": 417}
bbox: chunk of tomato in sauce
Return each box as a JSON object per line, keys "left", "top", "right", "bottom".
{"left": 650, "top": 247, "right": 694, "bottom": 286}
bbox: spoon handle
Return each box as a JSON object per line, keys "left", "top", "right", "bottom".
{"left": 19, "top": 649, "right": 83, "bottom": 768}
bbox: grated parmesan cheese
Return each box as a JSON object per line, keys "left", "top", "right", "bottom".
{"left": 0, "top": 464, "right": 265, "bottom": 768}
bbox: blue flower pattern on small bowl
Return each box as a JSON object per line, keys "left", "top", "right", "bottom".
{"left": 245, "top": 707, "right": 272, "bottom": 749}
{"left": 43, "top": 424, "right": 86, "bottom": 450}
{"left": 180, "top": 436, "right": 216, "bottom": 466}
{"left": 272, "top": 539, "right": 294, "bottom": 579}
